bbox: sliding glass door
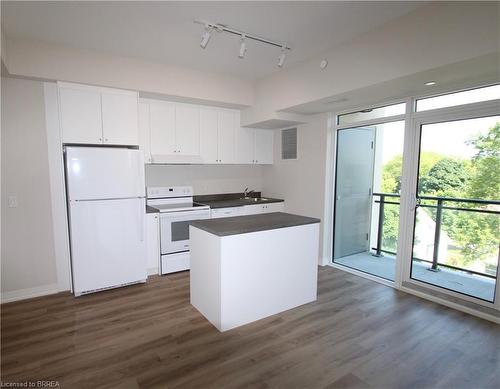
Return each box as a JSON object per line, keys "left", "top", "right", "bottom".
{"left": 331, "top": 84, "right": 500, "bottom": 311}
{"left": 410, "top": 116, "right": 499, "bottom": 302}
{"left": 333, "top": 120, "right": 405, "bottom": 281}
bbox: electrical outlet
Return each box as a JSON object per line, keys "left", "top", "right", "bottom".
{"left": 8, "top": 196, "right": 18, "bottom": 208}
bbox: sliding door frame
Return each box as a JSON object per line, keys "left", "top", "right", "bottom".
{"left": 328, "top": 98, "right": 410, "bottom": 288}
{"left": 399, "top": 99, "right": 500, "bottom": 310}
{"left": 325, "top": 93, "right": 500, "bottom": 318}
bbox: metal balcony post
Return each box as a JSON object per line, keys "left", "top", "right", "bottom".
{"left": 429, "top": 199, "right": 443, "bottom": 272}
{"left": 373, "top": 194, "right": 385, "bottom": 257}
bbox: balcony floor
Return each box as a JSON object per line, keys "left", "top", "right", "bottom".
{"left": 334, "top": 251, "right": 496, "bottom": 302}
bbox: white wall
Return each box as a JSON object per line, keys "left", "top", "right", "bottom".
{"left": 4, "top": 38, "right": 255, "bottom": 108}
{"left": 146, "top": 165, "right": 265, "bottom": 195}
{"left": 242, "top": 1, "right": 500, "bottom": 125}
{"left": 262, "top": 113, "right": 329, "bottom": 263}
{"left": 1, "top": 77, "right": 59, "bottom": 300}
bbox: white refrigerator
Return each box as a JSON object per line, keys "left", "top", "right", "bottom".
{"left": 65, "top": 146, "right": 147, "bottom": 296}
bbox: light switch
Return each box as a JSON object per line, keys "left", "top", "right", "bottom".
{"left": 8, "top": 196, "right": 18, "bottom": 208}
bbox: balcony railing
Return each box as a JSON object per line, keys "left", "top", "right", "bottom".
{"left": 372, "top": 192, "right": 500, "bottom": 279}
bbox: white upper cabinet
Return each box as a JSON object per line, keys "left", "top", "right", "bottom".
{"left": 148, "top": 101, "right": 201, "bottom": 162}
{"left": 149, "top": 101, "right": 176, "bottom": 157}
{"left": 138, "top": 98, "right": 273, "bottom": 165}
{"left": 200, "top": 108, "right": 237, "bottom": 164}
{"left": 175, "top": 104, "right": 200, "bottom": 156}
{"left": 254, "top": 130, "right": 274, "bottom": 164}
{"left": 217, "top": 110, "right": 236, "bottom": 164}
{"left": 101, "top": 88, "right": 139, "bottom": 146}
{"left": 58, "top": 82, "right": 139, "bottom": 146}
{"left": 200, "top": 108, "right": 219, "bottom": 163}
{"left": 235, "top": 128, "right": 274, "bottom": 164}
{"left": 235, "top": 127, "right": 256, "bottom": 164}
{"left": 138, "top": 102, "right": 152, "bottom": 163}
{"left": 59, "top": 84, "right": 102, "bottom": 144}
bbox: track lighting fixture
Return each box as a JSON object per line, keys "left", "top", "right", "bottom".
{"left": 195, "top": 20, "right": 291, "bottom": 68}
{"left": 239, "top": 35, "right": 247, "bottom": 59}
{"left": 277, "top": 46, "right": 286, "bottom": 68}
{"left": 200, "top": 25, "right": 212, "bottom": 49}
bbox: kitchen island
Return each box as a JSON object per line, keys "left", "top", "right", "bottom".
{"left": 189, "top": 212, "right": 320, "bottom": 332}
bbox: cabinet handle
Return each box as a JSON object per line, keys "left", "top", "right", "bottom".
{"left": 256, "top": 160, "right": 258, "bottom": 163}
{"left": 105, "top": 138, "right": 108, "bottom": 142}
{"left": 99, "top": 137, "right": 102, "bottom": 142}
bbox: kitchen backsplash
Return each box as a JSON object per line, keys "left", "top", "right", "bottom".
{"left": 145, "top": 164, "right": 265, "bottom": 195}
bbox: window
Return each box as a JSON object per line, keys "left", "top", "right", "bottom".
{"left": 281, "top": 128, "right": 297, "bottom": 160}
{"left": 330, "top": 82, "right": 500, "bottom": 310}
{"left": 337, "top": 102, "right": 405, "bottom": 125}
{"left": 416, "top": 84, "right": 500, "bottom": 112}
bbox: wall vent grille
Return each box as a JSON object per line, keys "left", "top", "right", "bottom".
{"left": 281, "top": 128, "right": 297, "bottom": 160}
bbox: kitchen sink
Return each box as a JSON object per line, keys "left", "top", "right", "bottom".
{"left": 240, "top": 197, "right": 269, "bottom": 202}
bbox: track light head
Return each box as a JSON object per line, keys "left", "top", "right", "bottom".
{"left": 277, "top": 46, "right": 286, "bottom": 68}
{"left": 200, "top": 25, "right": 212, "bottom": 49}
{"left": 238, "top": 35, "right": 247, "bottom": 59}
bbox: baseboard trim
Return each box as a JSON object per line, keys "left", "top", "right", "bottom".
{"left": 400, "top": 285, "right": 500, "bottom": 324}
{"left": 148, "top": 267, "right": 159, "bottom": 276}
{"left": 327, "top": 263, "right": 499, "bottom": 324}
{"left": 1, "top": 283, "right": 60, "bottom": 304}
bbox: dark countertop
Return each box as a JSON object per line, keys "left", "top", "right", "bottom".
{"left": 194, "top": 192, "right": 284, "bottom": 209}
{"left": 197, "top": 197, "right": 284, "bottom": 209}
{"left": 146, "top": 205, "right": 159, "bottom": 214}
{"left": 190, "top": 212, "right": 320, "bottom": 237}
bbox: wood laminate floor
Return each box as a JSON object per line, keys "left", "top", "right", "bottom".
{"left": 1, "top": 267, "right": 499, "bottom": 389}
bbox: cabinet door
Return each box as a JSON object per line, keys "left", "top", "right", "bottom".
{"left": 243, "top": 204, "right": 263, "bottom": 215}
{"left": 211, "top": 207, "right": 244, "bottom": 219}
{"left": 138, "top": 102, "right": 151, "bottom": 163}
{"left": 235, "top": 127, "right": 255, "bottom": 164}
{"left": 146, "top": 213, "right": 160, "bottom": 274}
{"left": 149, "top": 102, "right": 176, "bottom": 158}
{"left": 200, "top": 108, "right": 219, "bottom": 163}
{"left": 101, "top": 89, "right": 139, "bottom": 146}
{"left": 254, "top": 130, "right": 274, "bottom": 164}
{"left": 176, "top": 104, "right": 200, "bottom": 155}
{"left": 217, "top": 110, "right": 236, "bottom": 164}
{"left": 263, "top": 202, "right": 285, "bottom": 213}
{"left": 59, "top": 83, "right": 102, "bottom": 144}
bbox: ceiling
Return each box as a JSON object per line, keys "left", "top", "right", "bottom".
{"left": 283, "top": 53, "right": 500, "bottom": 115}
{"left": 1, "top": 1, "right": 424, "bottom": 81}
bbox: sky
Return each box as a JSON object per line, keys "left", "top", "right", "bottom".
{"left": 378, "top": 116, "right": 499, "bottom": 164}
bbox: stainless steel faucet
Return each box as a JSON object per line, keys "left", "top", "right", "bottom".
{"left": 244, "top": 187, "right": 255, "bottom": 198}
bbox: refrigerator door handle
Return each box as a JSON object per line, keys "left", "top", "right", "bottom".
{"left": 139, "top": 198, "right": 145, "bottom": 242}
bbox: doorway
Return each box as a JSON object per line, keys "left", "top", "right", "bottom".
{"left": 333, "top": 121, "right": 405, "bottom": 281}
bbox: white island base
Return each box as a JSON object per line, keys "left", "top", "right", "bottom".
{"left": 190, "top": 221, "right": 319, "bottom": 332}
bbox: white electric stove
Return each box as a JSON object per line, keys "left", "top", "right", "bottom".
{"left": 147, "top": 186, "right": 210, "bottom": 274}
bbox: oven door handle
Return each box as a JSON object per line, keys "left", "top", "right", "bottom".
{"left": 160, "top": 210, "right": 211, "bottom": 220}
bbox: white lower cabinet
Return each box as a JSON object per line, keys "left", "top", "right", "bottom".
{"left": 210, "top": 203, "right": 284, "bottom": 219}
{"left": 211, "top": 207, "right": 245, "bottom": 219}
{"left": 146, "top": 213, "right": 160, "bottom": 275}
{"left": 244, "top": 202, "right": 285, "bottom": 215}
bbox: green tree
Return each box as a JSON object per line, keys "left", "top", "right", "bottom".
{"left": 378, "top": 122, "right": 499, "bottom": 267}
{"left": 467, "top": 122, "right": 500, "bottom": 200}
{"left": 419, "top": 158, "right": 469, "bottom": 196}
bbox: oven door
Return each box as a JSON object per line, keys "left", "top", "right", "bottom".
{"left": 160, "top": 209, "right": 211, "bottom": 255}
